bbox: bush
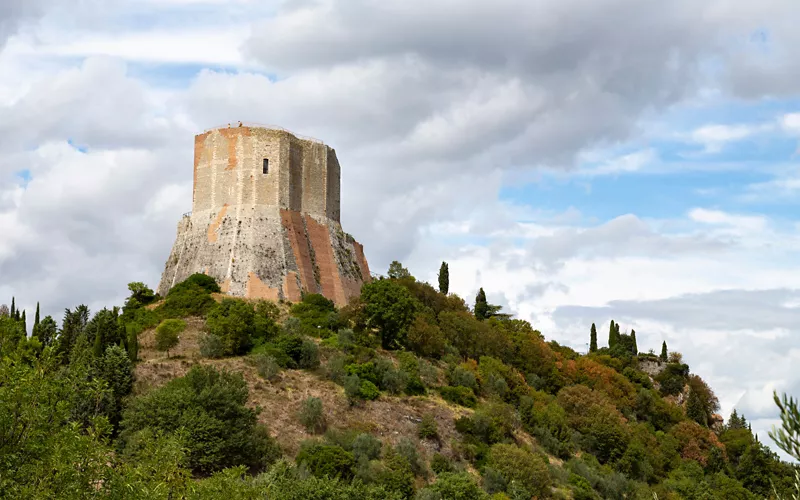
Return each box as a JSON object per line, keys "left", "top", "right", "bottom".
{"left": 299, "top": 397, "right": 326, "bottom": 434}
{"left": 430, "top": 453, "right": 454, "bottom": 475}
{"left": 199, "top": 333, "right": 225, "bottom": 359}
{"left": 440, "top": 386, "right": 478, "bottom": 408}
{"left": 486, "top": 444, "right": 551, "bottom": 498}
{"left": 325, "top": 354, "right": 349, "bottom": 384}
{"left": 622, "top": 367, "right": 653, "bottom": 389}
{"left": 344, "top": 374, "right": 363, "bottom": 403}
{"left": 119, "top": 365, "right": 279, "bottom": 475}
{"left": 155, "top": 319, "right": 185, "bottom": 357}
{"left": 360, "top": 380, "right": 380, "bottom": 401}
{"left": 424, "top": 472, "right": 487, "bottom": 499}
{"left": 394, "top": 438, "right": 425, "bottom": 477}
{"left": 418, "top": 413, "right": 439, "bottom": 440}
{"left": 295, "top": 442, "right": 355, "bottom": 480}
{"left": 252, "top": 353, "right": 281, "bottom": 380}
{"left": 352, "top": 433, "right": 382, "bottom": 462}
{"left": 206, "top": 299, "right": 255, "bottom": 355}
{"left": 448, "top": 366, "right": 478, "bottom": 392}
{"left": 299, "top": 339, "right": 321, "bottom": 369}
{"left": 159, "top": 280, "right": 216, "bottom": 318}
{"left": 173, "top": 273, "right": 221, "bottom": 294}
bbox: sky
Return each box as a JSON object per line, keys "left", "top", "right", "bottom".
{"left": 0, "top": 0, "right": 799, "bottom": 458}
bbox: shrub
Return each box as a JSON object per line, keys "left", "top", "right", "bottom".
{"left": 622, "top": 366, "right": 653, "bottom": 389}
{"left": 430, "top": 453, "right": 454, "bottom": 475}
{"left": 299, "top": 339, "right": 321, "bottom": 369}
{"left": 119, "top": 365, "right": 279, "bottom": 475}
{"left": 418, "top": 413, "right": 439, "bottom": 440}
{"left": 448, "top": 366, "right": 478, "bottom": 392}
{"left": 299, "top": 397, "right": 326, "bottom": 434}
{"left": 199, "top": 333, "right": 225, "bottom": 359}
{"left": 440, "top": 386, "right": 478, "bottom": 408}
{"left": 252, "top": 353, "right": 281, "bottom": 380}
{"left": 394, "top": 438, "right": 425, "bottom": 477}
{"left": 360, "top": 380, "right": 380, "bottom": 401}
{"left": 325, "top": 354, "right": 349, "bottom": 384}
{"left": 346, "top": 362, "right": 381, "bottom": 386}
{"left": 423, "top": 472, "right": 487, "bottom": 499}
{"left": 295, "top": 442, "right": 355, "bottom": 480}
{"left": 159, "top": 280, "right": 216, "bottom": 318}
{"left": 206, "top": 299, "right": 255, "bottom": 355}
{"left": 352, "top": 433, "right": 382, "bottom": 462}
{"left": 155, "top": 319, "right": 185, "bottom": 357}
{"left": 344, "top": 374, "right": 363, "bottom": 403}
{"left": 174, "top": 273, "right": 221, "bottom": 294}
{"left": 486, "top": 444, "right": 550, "bottom": 498}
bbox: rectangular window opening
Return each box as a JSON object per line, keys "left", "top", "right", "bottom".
{"left": 262, "top": 158, "right": 269, "bottom": 174}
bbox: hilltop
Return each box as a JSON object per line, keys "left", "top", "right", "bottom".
{"left": 0, "top": 261, "right": 798, "bottom": 499}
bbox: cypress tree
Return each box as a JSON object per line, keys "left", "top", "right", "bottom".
{"left": 590, "top": 323, "right": 598, "bottom": 352}
{"left": 474, "top": 288, "right": 489, "bottom": 320}
{"left": 93, "top": 329, "right": 104, "bottom": 358}
{"left": 34, "top": 302, "right": 40, "bottom": 328}
{"left": 660, "top": 341, "right": 668, "bottom": 362}
{"left": 608, "top": 320, "right": 617, "bottom": 348}
{"left": 10, "top": 297, "right": 15, "bottom": 319}
{"left": 20, "top": 310, "right": 26, "bottom": 335}
{"left": 438, "top": 262, "right": 450, "bottom": 295}
{"left": 631, "top": 329, "right": 638, "bottom": 355}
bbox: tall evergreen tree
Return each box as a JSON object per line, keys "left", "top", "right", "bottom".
{"left": 20, "top": 310, "right": 26, "bottom": 336}
{"left": 608, "top": 320, "right": 617, "bottom": 348}
{"left": 687, "top": 388, "right": 708, "bottom": 426}
{"left": 474, "top": 288, "right": 489, "bottom": 320}
{"left": 631, "top": 329, "right": 638, "bottom": 355}
{"left": 34, "top": 302, "right": 40, "bottom": 329}
{"left": 437, "top": 262, "right": 450, "bottom": 295}
{"left": 590, "top": 323, "right": 598, "bottom": 352}
{"left": 660, "top": 341, "right": 668, "bottom": 361}
{"left": 10, "top": 297, "right": 15, "bottom": 320}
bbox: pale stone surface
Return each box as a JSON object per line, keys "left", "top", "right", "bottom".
{"left": 157, "top": 126, "right": 370, "bottom": 306}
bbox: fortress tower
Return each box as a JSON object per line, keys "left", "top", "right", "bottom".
{"left": 157, "top": 125, "right": 371, "bottom": 306}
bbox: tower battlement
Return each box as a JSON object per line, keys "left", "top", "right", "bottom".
{"left": 157, "top": 125, "right": 369, "bottom": 306}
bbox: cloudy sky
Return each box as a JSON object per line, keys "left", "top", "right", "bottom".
{"left": 1, "top": 0, "right": 799, "bottom": 457}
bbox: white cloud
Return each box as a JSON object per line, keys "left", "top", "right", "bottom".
{"left": 689, "top": 123, "right": 767, "bottom": 152}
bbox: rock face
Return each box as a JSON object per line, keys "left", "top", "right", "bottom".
{"left": 157, "top": 126, "right": 370, "bottom": 306}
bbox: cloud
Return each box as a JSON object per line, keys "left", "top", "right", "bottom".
{"left": 689, "top": 123, "right": 769, "bottom": 153}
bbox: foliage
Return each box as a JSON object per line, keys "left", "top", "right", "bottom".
{"left": 206, "top": 299, "right": 256, "bottom": 355}
{"left": 251, "top": 352, "right": 281, "bottom": 380}
{"left": 418, "top": 413, "right": 439, "bottom": 440}
{"left": 199, "top": 333, "right": 225, "bottom": 358}
{"left": 486, "top": 443, "right": 551, "bottom": 498}
{"left": 296, "top": 441, "right": 356, "bottom": 480}
{"left": 422, "top": 472, "right": 488, "bottom": 500}
{"left": 352, "top": 433, "right": 383, "bottom": 462}
{"left": 438, "top": 261, "right": 450, "bottom": 295}
{"left": 299, "top": 397, "right": 326, "bottom": 433}
{"left": 660, "top": 341, "right": 668, "bottom": 361}
{"left": 290, "top": 294, "right": 339, "bottom": 338}
{"left": 361, "top": 279, "right": 420, "bottom": 349}
{"left": 770, "top": 391, "right": 800, "bottom": 461}
{"left": 387, "top": 261, "right": 412, "bottom": 280}
{"left": 119, "top": 365, "right": 279, "bottom": 475}
{"left": 155, "top": 318, "right": 185, "bottom": 357}
{"left": 589, "top": 323, "right": 598, "bottom": 353}
{"left": 440, "top": 385, "right": 478, "bottom": 408}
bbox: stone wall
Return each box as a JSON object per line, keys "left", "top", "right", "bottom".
{"left": 157, "top": 126, "right": 366, "bottom": 306}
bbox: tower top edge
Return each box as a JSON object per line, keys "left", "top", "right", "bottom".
{"left": 198, "top": 123, "right": 327, "bottom": 146}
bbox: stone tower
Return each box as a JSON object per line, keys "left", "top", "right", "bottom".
{"left": 157, "top": 125, "right": 370, "bottom": 306}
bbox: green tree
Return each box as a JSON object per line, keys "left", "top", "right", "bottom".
{"left": 361, "top": 279, "right": 419, "bottom": 349}
{"left": 10, "top": 297, "right": 15, "bottom": 320}
{"left": 631, "top": 329, "right": 638, "bottom": 354}
{"left": 608, "top": 320, "right": 617, "bottom": 348}
{"left": 33, "top": 315, "right": 57, "bottom": 347}
{"left": 387, "top": 261, "right": 412, "bottom": 280}
{"left": 155, "top": 319, "right": 185, "bottom": 358}
{"left": 590, "top": 323, "right": 598, "bottom": 352}
{"left": 20, "top": 310, "right": 26, "bottom": 336}
{"left": 660, "top": 341, "right": 668, "bottom": 361}
{"left": 438, "top": 261, "right": 449, "bottom": 295}
{"left": 34, "top": 302, "right": 40, "bottom": 329}
{"left": 85, "top": 308, "right": 123, "bottom": 358}
{"left": 474, "top": 288, "right": 488, "bottom": 320}
{"left": 206, "top": 299, "right": 255, "bottom": 355}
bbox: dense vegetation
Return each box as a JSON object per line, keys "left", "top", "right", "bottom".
{"left": 0, "top": 263, "right": 798, "bottom": 499}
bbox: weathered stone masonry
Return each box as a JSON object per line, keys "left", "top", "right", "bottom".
{"left": 157, "top": 126, "right": 370, "bottom": 306}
